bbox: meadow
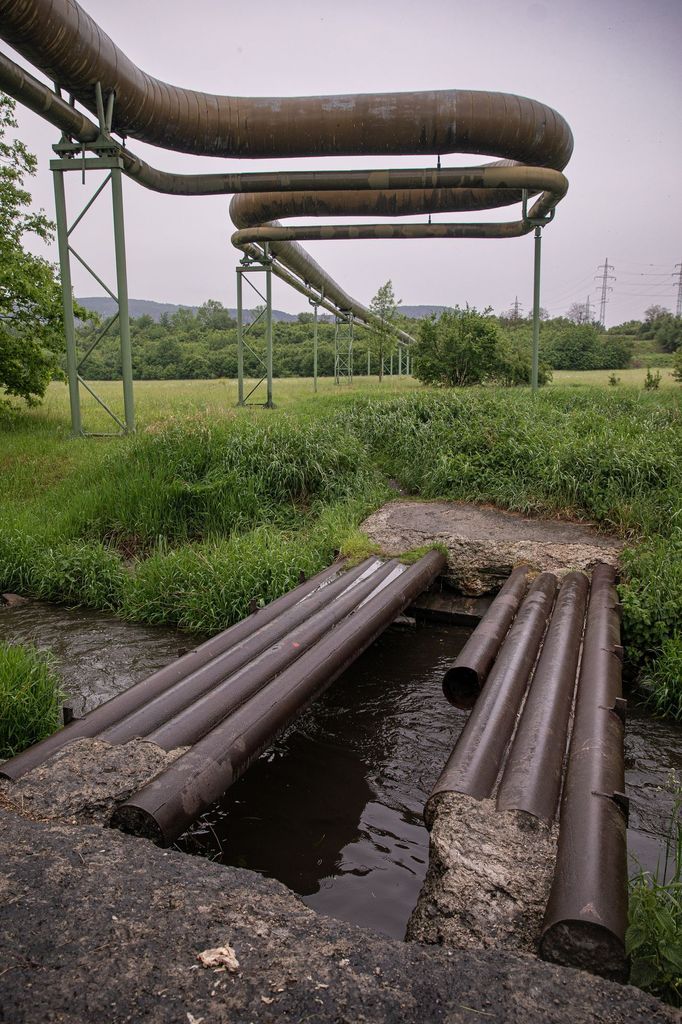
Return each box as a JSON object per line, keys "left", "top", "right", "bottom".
{"left": 1, "top": 372, "right": 681, "bottom": 717}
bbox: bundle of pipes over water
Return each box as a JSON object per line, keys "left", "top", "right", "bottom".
{"left": 422, "top": 562, "right": 628, "bottom": 980}
{"left": 0, "top": 551, "right": 446, "bottom": 844}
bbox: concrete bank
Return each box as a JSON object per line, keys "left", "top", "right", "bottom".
{"left": 362, "top": 500, "right": 622, "bottom": 594}
{"left": 0, "top": 808, "right": 674, "bottom": 1024}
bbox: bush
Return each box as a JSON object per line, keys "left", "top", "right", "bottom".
{"left": 412, "top": 306, "right": 537, "bottom": 387}
{"left": 627, "top": 775, "right": 682, "bottom": 1006}
{"left": 0, "top": 642, "right": 65, "bottom": 758}
{"left": 542, "top": 321, "right": 634, "bottom": 370}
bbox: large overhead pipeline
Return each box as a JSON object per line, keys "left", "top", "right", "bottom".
{"left": 0, "top": 0, "right": 572, "bottom": 336}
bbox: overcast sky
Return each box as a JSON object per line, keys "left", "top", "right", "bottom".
{"left": 5, "top": 0, "right": 682, "bottom": 324}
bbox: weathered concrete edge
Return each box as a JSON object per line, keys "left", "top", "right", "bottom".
{"left": 0, "top": 810, "right": 674, "bottom": 1024}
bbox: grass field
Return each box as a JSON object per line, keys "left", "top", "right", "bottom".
{"left": 1, "top": 371, "right": 681, "bottom": 716}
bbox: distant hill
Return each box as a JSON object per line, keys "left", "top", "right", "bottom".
{"left": 77, "top": 297, "right": 298, "bottom": 324}
{"left": 77, "top": 297, "right": 450, "bottom": 324}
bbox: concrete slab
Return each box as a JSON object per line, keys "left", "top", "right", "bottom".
{"left": 362, "top": 501, "right": 622, "bottom": 594}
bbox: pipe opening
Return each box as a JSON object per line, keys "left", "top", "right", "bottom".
{"left": 442, "top": 666, "right": 480, "bottom": 710}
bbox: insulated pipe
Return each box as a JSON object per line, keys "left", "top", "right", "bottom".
{"left": 496, "top": 571, "right": 589, "bottom": 820}
{"left": 99, "top": 558, "right": 382, "bottom": 746}
{"left": 442, "top": 565, "right": 529, "bottom": 709}
{"left": 0, "top": 45, "right": 566, "bottom": 345}
{"left": 111, "top": 549, "right": 446, "bottom": 845}
{"left": 0, "top": 52, "right": 568, "bottom": 208}
{"left": 0, "top": 561, "right": 343, "bottom": 781}
{"left": 146, "top": 560, "right": 401, "bottom": 750}
{"left": 540, "top": 564, "right": 628, "bottom": 981}
{"left": 427, "top": 573, "right": 558, "bottom": 815}
{"left": 0, "top": 1, "right": 573, "bottom": 166}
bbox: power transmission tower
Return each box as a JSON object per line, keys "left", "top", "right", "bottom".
{"left": 512, "top": 295, "right": 523, "bottom": 319}
{"left": 585, "top": 294, "right": 593, "bottom": 322}
{"left": 674, "top": 262, "right": 682, "bottom": 317}
{"left": 595, "top": 258, "right": 616, "bottom": 326}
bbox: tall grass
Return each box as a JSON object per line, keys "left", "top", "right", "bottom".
{"left": 337, "top": 388, "right": 682, "bottom": 716}
{"left": 627, "top": 775, "right": 682, "bottom": 1006}
{"left": 0, "top": 382, "right": 680, "bottom": 713}
{"left": 0, "top": 642, "right": 66, "bottom": 758}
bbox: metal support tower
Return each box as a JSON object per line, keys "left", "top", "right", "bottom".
{"left": 334, "top": 313, "right": 354, "bottom": 385}
{"left": 51, "top": 83, "right": 134, "bottom": 436}
{"left": 595, "top": 257, "right": 616, "bottom": 326}
{"left": 236, "top": 249, "right": 274, "bottom": 407}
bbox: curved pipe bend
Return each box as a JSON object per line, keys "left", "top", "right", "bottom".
{"left": 0, "top": 0, "right": 573, "bottom": 340}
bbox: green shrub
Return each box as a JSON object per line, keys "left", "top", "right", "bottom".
{"left": 0, "top": 642, "right": 65, "bottom": 758}
{"left": 627, "top": 775, "right": 682, "bottom": 1006}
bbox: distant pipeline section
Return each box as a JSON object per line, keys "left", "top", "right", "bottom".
{"left": 0, "top": 0, "right": 572, "bottom": 332}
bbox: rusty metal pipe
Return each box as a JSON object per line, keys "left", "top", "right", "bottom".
{"left": 540, "top": 563, "right": 628, "bottom": 981}
{"left": 427, "top": 573, "right": 558, "bottom": 813}
{"left": 99, "top": 558, "right": 381, "bottom": 746}
{"left": 0, "top": 50, "right": 568, "bottom": 205}
{"left": 496, "top": 571, "right": 589, "bottom": 820}
{"left": 0, "top": 561, "right": 343, "bottom": 781}
{"left": 442, "top": 566, "right": 529, "bottom": 709}
{"left": 111, "top": 549, "right": 446, "bottom": 844}
{"left": 146, "top": 560, "right": 401, "bottom": 750}
{"left": 0, "top": 1, "right": 573, "bottom": 166}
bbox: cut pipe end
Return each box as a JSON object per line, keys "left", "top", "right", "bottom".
{"left": 540, "top": 920, "right": 628, "bottom": 982}
{"left": 110, "top": 804, "right": 167, "bottom": 846}
{"left": 442, "top": 666, "right": 480, "bottom": 709}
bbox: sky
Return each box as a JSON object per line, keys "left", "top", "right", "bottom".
{"left": 4, "top": 0, "right": 682, "bottom": 325}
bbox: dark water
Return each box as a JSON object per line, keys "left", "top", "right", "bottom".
{"left": 1, "top": 601, "right": 680, "bottom": 938}
{"left": 177, "top": 623, "right": 472, "bottom": 938}
{"left": 0, "top": 602, "right": 191, "bottom": 717}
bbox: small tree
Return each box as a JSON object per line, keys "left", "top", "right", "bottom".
{"left": 0, "top": 93, "right": 67, "bottom": 408}
{"left": 369, "top": 280, "right": 400, "bottom": 381}
{"left": 413, "top": 306, "right": 501, "bottom": 387}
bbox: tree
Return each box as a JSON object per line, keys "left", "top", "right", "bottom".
{"left": 369, "top": 280, "right": 400, "bottom": 381}
{"left": 0, "top": 93, "right": 67, "bottom": 407}
{"left": 566, "top": 301, "right": 595, "bottom": 325}
{"left": 413, "top": 306, "right": 512, "bottom": 387}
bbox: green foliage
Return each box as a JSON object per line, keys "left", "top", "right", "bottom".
{"left": 341, "top": 388, "right": 681, "bottom": 713}
{"left": 0, "top": 641, "right": 65, "bottom": 758}
{"left": 653, "top": 315, "right": 682, "bottom": 354}
{"left": 58, "top": 415, "right": 377, "bottom": 550}
{"left": 0, "top": 94, "right": 67, "bottom": 407}
{"left": 644, "top": 368, "right": 662, "bottom": 390}
{"left": 542, "top": 320, "right": 634, "bottom": 370}
{"left": 368, "top": 280, "right": 400, "bottom": 380}
{"left": 412, "top": 306, "right": 540, "bottom": 387}
{"left": 627, "top": 774, "right": 682, "bottom": 1007}
{"left": 672, "top": 349, "right": 682, "bottom": 383}
{"left": 620, "top": 533, "right": 682, "bottom": 718}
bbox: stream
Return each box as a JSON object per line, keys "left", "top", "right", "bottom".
{"left": 1, "top": 600, "right": 680, "bottom": 939}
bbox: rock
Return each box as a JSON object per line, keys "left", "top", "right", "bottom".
{"left": 362, "top": 501, "right": 622, "bottom": 595}
{"left": 1, "top": 592, "right": 30, "bottom": 607}
{"left": 0, "top": 737, "right": 187, "bottom": 826}
{"left": 407, "top": 793, "right": 558, "bottom": 956}
{"left": 0, "top": 808, "right": 675, "bottom": 1023}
